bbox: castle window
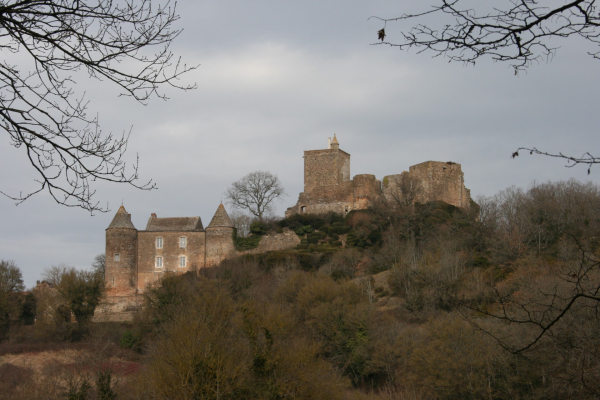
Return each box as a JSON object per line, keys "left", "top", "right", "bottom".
{"left": 301, "top": 206, "right": 306, "bottom": 214}
{"left": 156, "top": 237, "right": 163, "bottom": 249}
{"left": 114, "top": 253, "right": 120, "bottom": 262}
{"left": 179, "top": 256, "right": 186, "bottom": 267}
{"left": 179, "top": 237, "right": 187, "bottom": 248}
{"left": 155, "top": 256, "right": 163, "bottom": 268}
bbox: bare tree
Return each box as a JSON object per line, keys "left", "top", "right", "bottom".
{"left": 388, "top": 173, "right": 423, "bottom": 208}
{"left": 224, "top": 171, "right": 285, "bottom": 222}
{"left": 44, "top": 265, "right": 104, "bottom": 326}
{"left": 0, "top": 260, "right": 24, "bottom": 338}
{"left": 371, "top": 0, "right": 600, "bottom": 172}
{"left": 0, "top": 0, "right": 197, "bottom": 213}
{"left": 229, "top": 210, "right": 254, "bottom": 237}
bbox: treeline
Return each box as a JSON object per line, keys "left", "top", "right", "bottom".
{"left": 1, "top": 179, "right": 599, "bottom": 399}
{"left": 119, "top": 179, "right": 600, "bottom": 399}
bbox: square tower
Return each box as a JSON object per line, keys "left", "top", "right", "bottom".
{"left": 303, "top": 134, "right": 350, "bottom": 193}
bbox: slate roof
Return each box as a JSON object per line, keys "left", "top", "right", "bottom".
{"left": 207, "top": 203, "right": 234, "bottom": 228}
{"left": 145, "top": 216, "right": 204, "bottom": 232}
{"left": 107, "top": 205, "right": 136, "bottom": 230}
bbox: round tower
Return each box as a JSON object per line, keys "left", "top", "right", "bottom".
{"left": 205, "top": 203, "right": 235, "bottom": 267}
{"left": 105, "top": 205, "right": 138, "bottom": 295}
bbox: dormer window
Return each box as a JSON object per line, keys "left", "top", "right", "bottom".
{"left": 156, "top": 237, "right": 163, "bottom": 249}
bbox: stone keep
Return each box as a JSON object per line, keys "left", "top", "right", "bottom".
{"left": 286, "top": 135, "right": 471, "bottom": 217}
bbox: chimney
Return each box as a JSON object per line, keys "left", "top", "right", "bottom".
{"left": 328, "top": 137, "right": 331, "bottom": 149}
{"left": 151, "top": 213, "right": 157, "bottom": 218}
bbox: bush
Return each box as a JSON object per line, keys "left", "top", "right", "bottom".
{"left": 250, "top": 221, "right": 268, "bottom": 235}
{"left": 335, "top": 225, "right": 351, "bottom": 235}
{"left": 345, "top": 231, "right": 358, "bottom": 247}
{"left": 332, "top": 241, "right": 343, "bottom": 247}
{"left": 233, "top": 234, "right": 262, "bottom": 251}
{"left": 294, "top": 225, "right": 314, "bottom": 236}
{"left": 297, "top": 244, "right": 309, "bottom": 250}
{"left": 309, "top": 231, "right": 327, "bottom": 241}
{"left": 120, "top": 328, "right": 142, "bottom": 352}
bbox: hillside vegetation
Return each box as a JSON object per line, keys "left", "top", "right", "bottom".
{"left": 1, "top": 179, "right": 600, "bottom": 399}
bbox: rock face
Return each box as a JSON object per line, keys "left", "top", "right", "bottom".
{"left": 286, "top": 136, "right": 471, "bottom": 217}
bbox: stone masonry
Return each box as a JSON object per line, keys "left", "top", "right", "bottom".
{"left": 97, "top": 203, "right": 299, "bottom": 322}
{"left": 286, "top": 135, "right": 471, "bottom": 217}
{"left": 97, "top": 135, "right": 470, "bottom": 321}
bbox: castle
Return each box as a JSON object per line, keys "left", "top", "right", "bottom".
{"left": 104, "top": 203, "right": 238, "bottom": 296}
{"left": 286, "top": 135, "right": 471, "bottom": 216}
{"left": 97, "top": 136, "right": 471, "bottom": 320}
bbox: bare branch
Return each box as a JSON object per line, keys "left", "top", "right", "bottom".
{"left": 0, "top": 0, "right": 198, "bottom": 213}
{"left": 224, "top": 171, "right": 286, "bottom": 222}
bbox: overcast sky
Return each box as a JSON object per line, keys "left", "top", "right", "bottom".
{"left": 1, "top": 1, "right": 598, "bottom": 287}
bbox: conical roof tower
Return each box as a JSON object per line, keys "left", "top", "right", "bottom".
{"left": 107, "top": 205, "right": 136, "bottom": 230}
{"left": 207, "top": 203, "right": 234, "bottom": 228}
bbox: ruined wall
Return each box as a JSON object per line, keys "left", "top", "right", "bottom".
{"left": 205, "top": 227, "right": 236, "bottom": 267}
{"left": 408, "top": 161, "right": 470, "bottom": 209}
{"left": 93, "top": 295, "right": 144, "bottom": 322}
{"left": 242, "top": 228, "right": 301, "bottom": 255}
{"left": 105, "top": 228, "right": 137, "bottom": 296}
{"left": 304, "top": 149, "right": 350, "bottom": 193}
{"left": 136, "top": 231, "right": 206, "bottom": 292}
{"left": 353, "top": 174, "right": 380, "bottom": 199}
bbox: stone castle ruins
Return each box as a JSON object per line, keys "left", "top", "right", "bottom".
{"left": 286, "top": 135, "right": 471, "bottom": 216}
{"left": 96, "top": 136, "right": 471, "bottom": 321}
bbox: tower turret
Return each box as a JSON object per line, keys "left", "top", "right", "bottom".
{"left": 105, "top": 205, "right": 138, "bottom": 295}
{"left": 330, "top": 133, "right": 339, "bottom": 150}
{"left": 303, "top": 134, "right": 350, "bottom": 193}
{"left": 205, "top": 203, "right": 235, "bottom": 267}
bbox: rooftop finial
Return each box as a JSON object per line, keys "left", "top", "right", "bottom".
{"left": 330, "top": 133, "right": 339, "bottom": 149}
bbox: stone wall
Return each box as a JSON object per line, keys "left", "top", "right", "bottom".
{"left": 105, "top": 228, "right": 137, "bottom": 295}
{"left": 353, "top": 174, "right": 380, "bottom": 199}
{"left": 304, "top": 149, "right": 350, "bottom": 193}
{"left": 408, "top": 161, "right": 471, "bottom": 208}
{"left": 93, "top": 294, "right": 144, "bottom": 322}
{"left": 136, "top": 230, "right": 206, "bottom": 292}
{"left": 242, "top": 228, "right": 301, "bottom": 255}
{"left": 205, "top": 227, "right": 236, "bottom": 267}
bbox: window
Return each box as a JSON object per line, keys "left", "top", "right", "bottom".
{"left": 155, "top": 256, "right": 163, "bottom": 268}
{"left": 179, "top": 256, "right": 186, "bottom": 267}
{"left": 179, "top": 237, "right": 187, "bottom": 248}
{"left": 114, "top": 253, "right": 120, "bottom": 262}
{"left": 156, "top": 237, "right": 163, "bottom": 249}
